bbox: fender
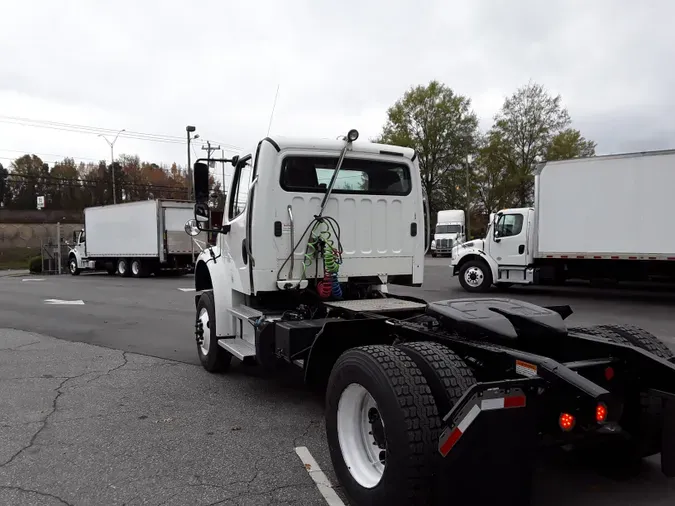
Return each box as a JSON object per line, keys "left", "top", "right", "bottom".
{"left": 193, "top": 246, "right": 233, "bottom": 337}
{"left": 68, "top": 247, "right": 84, "bottom": 269}
{"left": 451, "top": 242, "right": 498, "bottom": 282}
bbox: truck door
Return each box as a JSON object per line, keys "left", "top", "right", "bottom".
{"left": 224, "top": 154, "right": 254, "bottom": 294}
{"left": 489, "top": 212, "right": 527, "bottom": 266}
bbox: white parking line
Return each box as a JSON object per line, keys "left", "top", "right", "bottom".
{"left": 294, "top": 446, "right": 345, "bottom": 506}
{"left": 178, "top": 288, "right": 195, "bottom": 292}
{"left": 22, "top": 278, "right": 45, "bottom": 282}
{"left": 44, "top": 299, "right": 85, "bottom": 305}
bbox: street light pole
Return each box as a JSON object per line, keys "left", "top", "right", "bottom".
{"left": 99, "top": 129, "right": 125, "bottom": 205}
{"left": 186, "top": 126, "right": 198, "bottom": 201}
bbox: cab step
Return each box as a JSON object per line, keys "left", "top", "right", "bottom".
{"left": 217, "top": 338, "right": 255, "bottom": 360}
{"left": 228, "top": 304, "right": 263, "bottom": 321}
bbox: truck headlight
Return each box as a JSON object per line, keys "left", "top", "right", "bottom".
{"left": 431, "top": 240, "right": 436, "bottom": 248}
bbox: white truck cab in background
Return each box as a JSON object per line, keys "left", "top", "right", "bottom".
{"left": 451, "top": 149, "right": 675, "bottom": 292}
{"left": 430, "top": 209, "right": 465, "bottom": 257}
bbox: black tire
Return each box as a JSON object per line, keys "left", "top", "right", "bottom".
{"left": 130, "top": 258, "right": 149, "bottom": 278}
{"left": 397, "top": 341, "right": 476, "bottom": 420}
{"left": 569, "top": 323, "right": 671, "bottom": 458}
{"left": 196, "top": 291, "right": 232, "bottom": 373}
{"left": 569, "top": 324, "right": 673, "bottom": 359}
{"left": 458, "top": 259, "right": 492, "bottom": 293}
{"left": 600, "top": 324, "right": 674, "bottom": 360}
{"left": 116, "top": 258, "right": 131, "bottom": 277}
{"left": 325, "top": 345, "right": 440, "bottom": 506}
{"left": 431, "top": 252, "right": 437, "bottom": 258}
{"left": 68, "top": 256, "right": 80, "bottom": 276}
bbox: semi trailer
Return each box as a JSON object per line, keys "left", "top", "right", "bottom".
{"left": 184, "top": 132, "right": 675, "bottom": 505}
{"left": 68, "top": 199, "right": 200, "bottom": 277}
{"left": 430, "top": 209, "right": 465, "bottom": 257}
{"left": 451, "top": 149, "right": 675, "bottom": 292}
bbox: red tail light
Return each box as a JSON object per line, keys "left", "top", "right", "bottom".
{"left": 559, "top": 413, "right": 575, "bottom": 431}
{"left": 596, "top": 403, "right": 608, "bottom": 423}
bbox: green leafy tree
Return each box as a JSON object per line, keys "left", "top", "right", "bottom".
{"left": 546, "top": 128, "right": 596, "bottom": 161}
{"left": 375, "top": 80, "right": 480, "bottom": 216}
{"left": 490, "top": 82, "right": 573, "bottom": 206}
{"left": 472, "top": 131, "right": 520, "bottom": 214}
{"left": 8, "top": 154, "right": 49, "bottom": 209}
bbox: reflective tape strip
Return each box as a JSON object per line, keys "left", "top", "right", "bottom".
{"left": 439, "top": 394, "right": 527, "bottom": 457}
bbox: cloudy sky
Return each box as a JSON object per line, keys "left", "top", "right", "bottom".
{"left": 1, "top": 0, "right": 673, "bottom": 185}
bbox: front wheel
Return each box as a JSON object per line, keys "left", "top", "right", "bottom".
{"left": 458, "top": 259, "right": 492, "bottom": 292}
{"left": 68, "top": 257, "right": 80, "bottom": 276}
{"left": 325, "top": 345, "right": 440, "bottom": 506}
{"left": 196, "top": 291, "right": 232, "bottom": 373}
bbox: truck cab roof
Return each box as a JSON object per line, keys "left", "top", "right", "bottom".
{"left": 263, "top": 136, "right": 416, "bottom": 161}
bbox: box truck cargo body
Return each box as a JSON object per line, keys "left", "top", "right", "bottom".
{"left": 67, "top": 200, "right": 202, "bottom": 277}
{"left": 451, "top": 149, "right": 675, "bottom": 292}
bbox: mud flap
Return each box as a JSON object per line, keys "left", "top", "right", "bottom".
{"left": 435, "top": 381, "right": 540, "bottom": 506}
{"left": 651, "top": 388, "right": 675, "bottom": 477}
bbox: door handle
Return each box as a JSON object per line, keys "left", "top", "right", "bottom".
{"left": 518, "top": 245, "right": 525, "bottom": 254}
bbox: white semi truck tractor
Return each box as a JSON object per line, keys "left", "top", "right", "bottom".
{"left": 184, "top": 134, "right": 675, "bottom": 505}
{"left": 430, "top": 209, "right": 465, "bottom": 257}
{"left": 451, "top": 149, "right": 675, "bottom": 292}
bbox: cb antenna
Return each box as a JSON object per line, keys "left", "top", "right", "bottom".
{"left": 266, "top": 84, "right": 280, "bottom": 136}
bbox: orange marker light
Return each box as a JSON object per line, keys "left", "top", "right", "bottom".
{"left": 559, "top": 413, "right": 575, "bottom": 432}
{"left": 596, "top": 403, "right": 608, "bottom": 423}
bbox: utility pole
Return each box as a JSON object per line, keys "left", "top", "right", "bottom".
{"left": 186, "top": 126, "right": 198, "bottom": 200}
{"left": 465, "top": 154, "right": 471, "bottom": 240}
{"left": 201, "top": 141, "right": 220, "bottom": 165}
{"left": 98, "top": 129, "right": 125, "bottom": 204}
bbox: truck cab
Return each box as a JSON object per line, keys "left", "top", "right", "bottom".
{"left": 185, "top": 130, "right": 428, "bottom": 363}
{"left": 67, "top": 229, "right": 91, "bottom": 275}
{"left": 450, "top": 207, "right": 536, "bottom": 292}
{"left": 430, "top": 209, "right": 465, "bottom": 257}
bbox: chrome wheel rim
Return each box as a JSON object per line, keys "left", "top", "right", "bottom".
{"left": 198, "top": 307, "right": 210, "bottom": 355}
{"left": 464, "top": 266, "right": 484, "bottom": 287}
{"left": 337, "top": 383, "right": 386, "bottom": 489}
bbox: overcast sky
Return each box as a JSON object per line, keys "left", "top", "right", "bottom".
{"left": 1, "top": 0, "right": 673, "bottom": 185}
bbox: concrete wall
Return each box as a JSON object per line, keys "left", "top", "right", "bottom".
{"left": 0, "top": 222, "right": 83, "bottom": 250}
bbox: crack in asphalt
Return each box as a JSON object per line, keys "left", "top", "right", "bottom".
{"left": 0, "top": 349, "right": 130, "bottom": 469}
{"left": 0, "top": 485, "right": 73, "bottom": 506}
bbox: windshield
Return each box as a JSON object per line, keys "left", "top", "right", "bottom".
{"left": 436, "top": 224, "right": 461, "bottom": 234}
{"left": 280, "top": 156, "right": 411, "bottom": 195}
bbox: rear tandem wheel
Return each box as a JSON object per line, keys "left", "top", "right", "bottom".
{"left": 325, "top": 345, "right": 440, "bottom": 506}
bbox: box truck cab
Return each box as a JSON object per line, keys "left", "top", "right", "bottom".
{"left": 450, "top": 208, "right": 535, "bottom": 291}
{"left": 431, "top": 209, "right": 465, "bottom": 257}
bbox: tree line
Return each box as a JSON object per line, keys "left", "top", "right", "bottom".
{"left": 1, "top": 81, "right": 595, "bottom": 235}
{"left": 0, "top": 155, "right": 222, "bottom": 212}
{"left": 375, "top": 80, "right": 596, "bottom": 235}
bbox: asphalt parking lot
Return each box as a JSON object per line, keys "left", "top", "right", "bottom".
{"left": 2, "top": 256, "right": 675, "bottom": 505}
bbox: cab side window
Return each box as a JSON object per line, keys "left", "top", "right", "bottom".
{"left": 495, "top": 213, "right": 524, "bottom": 238}
{"left": 228, "top": 156, "right": 253, "bottom": 220}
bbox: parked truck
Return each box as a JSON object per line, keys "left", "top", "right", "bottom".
{"left": 451, "top": 149, "right": 675, "bottom": 292}
{"left": 430, "top": 209, "right": 465, "bottom": 257}
{"left": 184, "top": 133, "right": 675, "bottom": 505}
{"left": 68, "top": 199, "right": 200, "bottom": 277}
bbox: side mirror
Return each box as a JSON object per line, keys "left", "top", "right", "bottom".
{"left": 184, "top": 219, "right": 201, "bottom": 237}
{"left": 195, "top": 202, "right": 209, "bottom": 223}
{"left": 194, "top": 162, "right": 210, "bottom": 204}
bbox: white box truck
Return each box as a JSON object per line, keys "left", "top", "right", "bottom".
{"left": 67, "top": 199, "right": 202, "bottom": 277}
{"left": 430, "top": 209, "right": 465, "bottom": 257}
{"left": 451, "top": 149, "right": 675, "bottom": 292}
